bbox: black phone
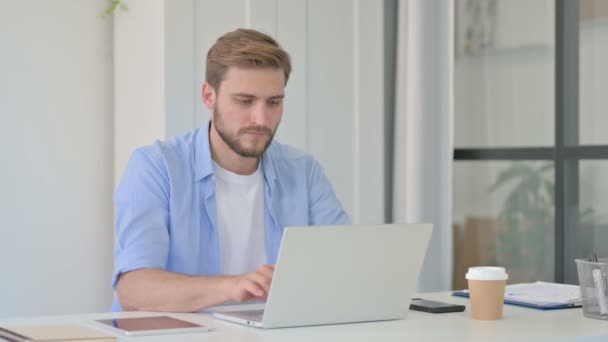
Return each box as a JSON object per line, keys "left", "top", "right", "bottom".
{"left": 409, "top": 298, "right": 466, "bottom": 314}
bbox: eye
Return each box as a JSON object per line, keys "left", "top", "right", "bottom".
{"left": 268, "top": 99, "right": 283, "bottom": 106}
{"left": 236, "top": 98, "right": 253, "bottom": 105}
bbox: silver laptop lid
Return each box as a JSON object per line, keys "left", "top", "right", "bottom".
{"left": 261, "top": 224, "right": 432, "bottom": 328}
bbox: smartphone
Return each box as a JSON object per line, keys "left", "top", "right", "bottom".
{"left": 409, "top": 298, "right": 466, "bottom": 314}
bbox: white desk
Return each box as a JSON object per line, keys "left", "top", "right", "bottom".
{"left": 2, "top": 292, "right": 608, "bottom": 342}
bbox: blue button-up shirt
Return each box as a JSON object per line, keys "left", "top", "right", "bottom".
{"left": 112, "top": 122, "right": 350, "bottom": 311}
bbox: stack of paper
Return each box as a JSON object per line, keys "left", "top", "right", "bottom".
{"left": 504, "top": 281, "right": 582, "bottom": 307}
{"left": 453, "top": 281, "right": 582, "bottom": 310}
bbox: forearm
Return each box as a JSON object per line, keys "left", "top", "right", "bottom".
{"left": 116, "top": 268, "right": 236, "bottom": 312}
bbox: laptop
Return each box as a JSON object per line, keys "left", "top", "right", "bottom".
{"left": 212, "top": 223, "right": 432, "bottom": 329}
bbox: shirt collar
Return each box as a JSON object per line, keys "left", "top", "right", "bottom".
{"left": 194, "top": 120, "right": 278, "bottom": 186}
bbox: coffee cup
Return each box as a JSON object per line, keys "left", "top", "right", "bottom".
{"left": 465, "top": 267, "right": 509, "bottom": 320}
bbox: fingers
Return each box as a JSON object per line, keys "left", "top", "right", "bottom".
{"left": 247, "top": 271, "right": 271, "bottom": 294}
{"left": 257, "top": 265, "right": 274, "bottom": 279}
{"left": 242, "top": 278, "right": 266, "bottom": 297}
{"left": 230, "top": 277, "right": 261, "bottom": 302}
{"left": 232, "top": 265, "right": 275, "bottom": 302}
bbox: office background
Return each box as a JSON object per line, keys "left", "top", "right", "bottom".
{"left": 453, "top": 0, "right": 608, "bottom": 288}
{"left": 0, "top": 0, "right": 606, "bottom": 318}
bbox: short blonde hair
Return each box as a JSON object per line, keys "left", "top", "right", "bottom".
{"left": 205, "top": 28, "right": 292, "bottom": 90}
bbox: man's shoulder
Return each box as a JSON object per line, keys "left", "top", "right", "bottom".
{"left": 132, "top": 128, "right": 202, "bottom": 167}
{"left": 265, "top": 141, "right": 321, "bottom": 176}
{"left": 267, "top": 141, "right": 315, "bottom": 164}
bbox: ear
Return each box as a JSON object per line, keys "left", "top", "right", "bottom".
{"left": 202, "top": 82, "right": 216, "bottom": 110}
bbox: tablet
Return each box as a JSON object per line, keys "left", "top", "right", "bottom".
{"left": 92, "top": 316, "right": 211, "bottom": 336}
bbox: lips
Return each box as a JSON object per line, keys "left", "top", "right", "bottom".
{"left": 242, "top": 130, "right": 267, "bottom": 136}
{"left": 240, "top": 127, "right": 272, "bottom": 137}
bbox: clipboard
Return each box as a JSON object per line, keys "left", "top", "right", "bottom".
{"left": 452, "top": 289, "right": 582, "bottom": 310}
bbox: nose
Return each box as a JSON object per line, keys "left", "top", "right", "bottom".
{"left": 249, "top": 102, "right": 269, "bottom": 126}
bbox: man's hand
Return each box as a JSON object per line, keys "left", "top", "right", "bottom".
{"left": 229, "top": 265, "right": 275, "bottom": 302}
{"left": 116, "top": 267, "right": 276, "bottom": 312}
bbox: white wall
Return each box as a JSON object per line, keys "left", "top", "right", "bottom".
{"left": 114, "top": 0, "right": 166, "bottom": 186}
{"left": 0, "top": 1, "right": 114, "bottom": 316}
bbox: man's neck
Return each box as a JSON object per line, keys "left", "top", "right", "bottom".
{"left": 209, "top": 125, "right": 260, "bottom": 175}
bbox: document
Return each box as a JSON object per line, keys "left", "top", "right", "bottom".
{"left": 453, "top": 281, "right": 582, "bottom": 310}
{"left": 0, "top": 324, "right": 115, "bottom": 342}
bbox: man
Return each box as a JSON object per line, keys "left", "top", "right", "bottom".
{"left": 112, "top": 28, "right": 349, "bottom": 312}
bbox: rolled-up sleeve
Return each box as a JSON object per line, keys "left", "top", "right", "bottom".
{"left": 307, "top": 159, "right": 351, "bottom": 225}
{"left": 112, "top": 147, "right": 171, "bottom": 289}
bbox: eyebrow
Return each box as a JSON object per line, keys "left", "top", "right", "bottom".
{"left": 232, "top": 93, "right": 284, "bottom": 100}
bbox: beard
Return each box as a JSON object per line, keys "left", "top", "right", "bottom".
{"left": 212, "top": 105, "right": 277, "bottom": 158}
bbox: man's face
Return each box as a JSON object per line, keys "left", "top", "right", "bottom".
{"left": 204, "top": 67, "right": 285, "bottom": 158}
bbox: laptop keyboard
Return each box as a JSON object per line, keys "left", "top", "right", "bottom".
{"left": 225, "top": 309, "right": 265, "bottom": 322}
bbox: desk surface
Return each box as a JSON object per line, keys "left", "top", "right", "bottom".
{"left": 2, "top": 292, "right": 608, "bottom": 342}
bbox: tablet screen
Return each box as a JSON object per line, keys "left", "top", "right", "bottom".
{"left": 95, "top": 316, "right": 206, "bottom": 333}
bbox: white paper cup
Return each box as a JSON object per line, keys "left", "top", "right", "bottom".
{"left": 466, "top": 267, "right": 508, "bottom": 320}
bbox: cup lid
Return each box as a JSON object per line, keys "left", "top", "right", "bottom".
{"left": 465, "top": 266, "right": 508, "bottom": 281}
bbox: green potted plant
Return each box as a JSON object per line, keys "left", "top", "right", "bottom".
{"left": 489, "top": 162, "right": 555, "bottom": 282}
{"left": 104, "top": 0, "right": 128, "bottom": 17}
{"left": 489, "top": 162, "right": 607, "bottom": 283}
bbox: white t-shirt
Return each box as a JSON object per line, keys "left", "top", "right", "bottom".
{"left": 212, "top": 161, "right": 267, "bottom": 275}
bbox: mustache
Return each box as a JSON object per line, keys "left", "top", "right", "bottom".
{"left": 239, "top": 125, "right": 273, "bottom": 135}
